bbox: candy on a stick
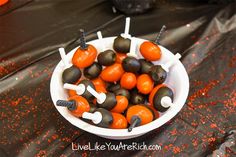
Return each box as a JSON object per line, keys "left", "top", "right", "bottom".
{"left": 64, "top": 80, "right": 95, "bottom": 100}
{"left": 56, "top": 95, "right": 90, "bottom": 117}
{"left": 113, "top": 17, "right": 131, "bottom": 53}
{"left": 149, "top": 53, "right": 181, "bottom": 84}
{"left": 100, "top": 63, "right": 124, "bottom": 82}
{"left": 97, "top": 31, "right": 117, "bottom": 66}
{"left": 126, "top": 105, "right": 154, "bottom": 132}
{"left": 82, "top": 108, "right": 113, "bottom": 128}
{"left": 111, "top": 96, "right": 128, "bottom": 113}
{"left": 110, "top": 113, "right": 128, "bottom": 129}
{"left": 122, "top": 56, "right": 141, "bottom": 74}
{"left": 152, "top": 86, "right": 174, "bottom": 112}
{"left": 139, "top": 59, "right": 154, "bottom": 74}
{"left": 59, "top": 48, "right": 82, "bottom": 84}
{"left": 84, "top": 62, "right": 102, "bottom": 79}
{"left": 149, "top": 84, "right": 166, "bottom": 105}
{"left": 91, "top": 77, "right": 107, "bottom": 93}
{"left": 139, "top": 25, "right": 166, "bottom": 61}
{"left": 72, "top": 29, "right": 97, "bottom": 68}
{"left": 136, "top": 74, "right": 154, "bottom": 94}
{"left": 120, "top": 72, "right": 137, "bottom": 90}
{"left": 86, "top": 85, "right": 117, "bottom": 110}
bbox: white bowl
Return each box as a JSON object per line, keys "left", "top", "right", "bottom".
{"left": 50, "top": 37, "right": 189, "bottom": 140}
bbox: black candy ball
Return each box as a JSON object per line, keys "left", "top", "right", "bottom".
{"left": 139, "top": 59, "right": 154, "bottom": 74}
{"left": 122, "top": 56, "right": 141, "bottom": 74}
{"left": 96, "top": 108, "right": 113, "bottom": 128}
{"left": 97, "top": 92, "right": 117, "bottom": 110}
{"left": 84, "top": 62, "right": 102, "bottom": 79}
{"left": 79, "top": 80, "right": 95, "bottom": 100}
{"left": 113, "top": 35, "right": 131, "bottom": 53}
{"left": 62, "top": 65, "right": 81, "bottom": 84}
{"left": 114, "top": 88, "right": 130, "bottom": 100}
{"left": 97, "top": 50, "right": 116, "bottom": 66}
{"left": 107, "top": 83, "right": 121, "bottom": 92}
{"left": 149, "top": 65, "right": 167, "bottom": 85}
{"left": 153, "top": 86, "right": 174, "bottom": 112}
{"left": 130, "top": 89, "right": 146, "bottom": 105}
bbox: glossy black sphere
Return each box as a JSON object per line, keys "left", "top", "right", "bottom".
{"left": 153, "top": 87, "right": 174, "bottom": 112}
{"left": 113, "top": 35, "right": 131, "bottom": 53}
{"left": 79, "top": 80, "right": 95, "bottom": 100}
{"left": 96, "top": 108, "right": 113, "bottom": 128}
{"left": 149, "top": 65, "right": 167, "bottom": 85}
{"left": 114, "top": 88, "right": 130, "bottom": 100}
{"left": 97, "top": 92, "right": 117, "bottom": 110}
{"left": 130, "top": 89, "right": 146, "bottom": 105}
{"left": 62, "top": 65, "right": 81, "bottom": 84}
{"left": 84, "top": 62, "right": 102, "bottom": 79}
{"left": 139, "top": 59, "right": 154, "bottom": 74}
{"left": 122, "top": 56, "right": 141, "bottom": 74}
{"left": 97, "top": 50, "right": 116, "bottom": 66}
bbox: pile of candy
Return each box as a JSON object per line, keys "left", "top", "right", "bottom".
{"left": 56, "top": 18, "right": 181, "bottom": 132}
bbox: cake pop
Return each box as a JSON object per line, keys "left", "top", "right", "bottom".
{"left": 113, "top": 17, "right": 131, "bottom": 53}
{"left": 59, "top": 48, "right": 82, "bottom": 84}
{"left": 126, "top": 105, "right": 154, "bottom": 132}
{"left": 148, "top": 53, "right": 181, "bottom": 84}
{"left": 56, "top": 95, "right": 90, "bottom": 117}
{"left": 152, "top": 86, "right": 174, "bottom": 112}
{"left": 139, "top": 25, "right": 166, "bottom": 61}
{"left": 82, "top": 108, "right": 113, "bottom": 128}
{"left": 72, "top": 29, "right": 97, "bottom": 68}
{"left": 86, "top": 86, "right": 117, "bottom": 110}
{"left": 97, "top": 31, "right": 117, "bottom": 66}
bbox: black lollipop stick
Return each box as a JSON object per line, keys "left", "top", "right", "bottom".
{"left": 154, "top": 25, "right": 166, "bottom": 45}
{"left": 79, "top": 29, "right": 88, "bottom": 50}
{"left": 56, "top": 100, "right": 77, "bottom": 111}
{"left": 128, "top": 116, "right": 141, "bottom": 132}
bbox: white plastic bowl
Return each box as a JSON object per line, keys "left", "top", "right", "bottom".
{"left": 50, "top": 37, "right": 189, "bottom": 140}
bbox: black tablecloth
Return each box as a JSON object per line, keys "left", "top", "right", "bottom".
{"left": 0, "top": 0, "right": 236, "bottom": 156}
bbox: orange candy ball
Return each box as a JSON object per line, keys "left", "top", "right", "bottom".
{"left": 111, "top": 96, "right": 128, "bottom": 113}
{"left": 140, "top": 41, "right": 161, "bottom": 61}
{"left": 72, "top": 44, "right": 97, "bottom": 68}
{"left": 120, "top": 72, "right": 137, "bottom": 90}
{"left": 137, "top": 74, "right": 154, "bottom": 94}
{"left": 68, "top": 95, "right": 90, "bottom": 117}
{"left": 149, "top": 84, "right": 166, "bottom": 105}
{"left": 100, "top": 63, "right": 124, "bottom": 82}
{"left": 110, "top": 113, "right": 128, "bottom": 129}
{"left": 126, "top": 105, "right": 154, "bottom": 125}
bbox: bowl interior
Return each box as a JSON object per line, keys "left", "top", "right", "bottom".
{"left": 50, "top": 37, "right": 189, "bottom": 140}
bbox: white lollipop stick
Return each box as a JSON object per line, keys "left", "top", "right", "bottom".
{"left": 161, "top": 96, "right": 174, "bottom": 108}
{"left": 87, "top": 86, "right": 106, "bottom": 104}
{"left": 82, "top": 112, "right": 102, "bottom": 124}
{"left": 97, "top": 31, "right": 105, "bottom": 51}
{"left": 161, "top": 53, "right": 181, "bottom": 72}
{"left": 127, "top": 37, "right": 137, "bottom": 57}
{"left": 121, "top": 17, "right": 131, "bottom": 39}
{"left": 59, "top": 48, "right": 70, "bottom": 68}
{"left": 63, "top": 83, "right": 85, "bottom": 95}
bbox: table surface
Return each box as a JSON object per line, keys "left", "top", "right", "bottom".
{"left": 0, "top": 0, "right": 235, "bottom": 156}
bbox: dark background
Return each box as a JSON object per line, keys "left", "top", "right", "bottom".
{"left": 0, "top": 0, "right": 235, "bottom": 156}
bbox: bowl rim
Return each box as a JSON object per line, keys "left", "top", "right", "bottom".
{"left": 50, "top": 37, "right": 189, "bottom": 138}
